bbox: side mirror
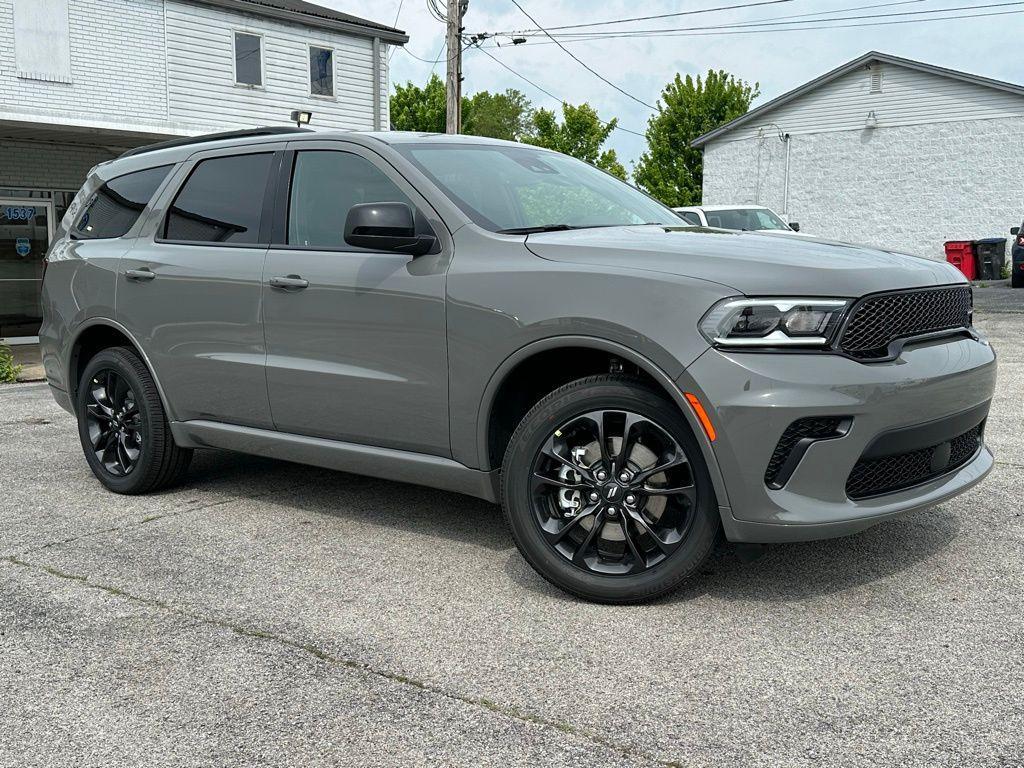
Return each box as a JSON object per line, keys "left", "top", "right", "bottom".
{"left": 344, "top": 202, "right": 436, "bottom": 256}
{"left": 1012, "top": 227, "right": 1020, "bottom": 236}
{"left": 789, "top": 222, "right": 801, "bottom": 232}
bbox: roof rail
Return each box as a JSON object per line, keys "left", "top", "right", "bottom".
{"left": 119, "top": 126, "right": 313, "bottom": 159}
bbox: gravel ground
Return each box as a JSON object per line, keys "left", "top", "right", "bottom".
{"left": 1, "top": 314, "right": 1021, "bottom": 768}
{"left": 973, "top": 280, "right": 1023, "bottom": 314}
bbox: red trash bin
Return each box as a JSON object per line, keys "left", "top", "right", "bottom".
{"left": 944, "top": 241, "right": 976, "bottom": 280}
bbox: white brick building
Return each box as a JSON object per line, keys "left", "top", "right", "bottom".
{"left": 0, "top": 0, "right": 406, "bottom": 337}
{"left": 694, "top": 52, "right": 1024, "bottom": 262}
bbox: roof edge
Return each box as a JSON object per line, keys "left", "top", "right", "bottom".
{"left": 691, "top": 50, "right": 1024, "bottom": 148}
{"left": 186, "top": 0, "right": 409, "bottom": 44}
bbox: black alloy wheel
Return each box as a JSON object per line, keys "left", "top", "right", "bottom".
{"left": 530, "top": 409, "right": 697, "bottom": 576}
{"left": 84, "top": 369, "right": 143, "bottom": 477}
{"left": 502, "top": 375, "right": 719, "bottom": 603}
{"left": 77, "top": 346, "right": 192, "bottom": 494}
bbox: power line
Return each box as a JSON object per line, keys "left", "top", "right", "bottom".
{"left": 512, "top": 0, "right": 1024, "bottom": 39}
{"left": 387, "top": 0, "right": 406, "bottom": 62}
{"left": 473, "top": 44, "right": 648, "bottom": 137}
{"left": 485, "top": 5, "right": 1024, "bottom": 45}
{"left": 401, "top": 44, "right": 448, "bottom": 65}
{"left": 500, "top": 0, "right": 926, "bottom": 39}
{"left": 506, "top": 0, "right": 658, "bottom": 111}
{"left": 502, "top": 0, "right": 797, "bottom": 34}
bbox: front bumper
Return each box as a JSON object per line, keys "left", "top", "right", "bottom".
{"left": 683, "top": 335, "right": 997, "bottom": 543}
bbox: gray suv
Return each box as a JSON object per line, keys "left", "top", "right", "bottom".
{"left": 40, "top": 129, "right": 996, "bottom": 603}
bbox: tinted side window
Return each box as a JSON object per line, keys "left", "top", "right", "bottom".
{"left": 677, "top": 211, "right": 701, "bottom": 226}
{"left": 288, "top": 151, "right": 414, "bottom": 249}
{"left": 74, "top": 165, "right": 172, "bottom": 240}
{"left": 165, "top": 153, "right": 273, "bottom": 245}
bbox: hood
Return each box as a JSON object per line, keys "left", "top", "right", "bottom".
{"left": 525, "top": 226, "right": 965, "bottom": 297}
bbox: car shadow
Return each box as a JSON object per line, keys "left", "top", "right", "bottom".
{"left": 184, "top": 449, "right": 511, "bottom": 552}
{"left": 184, "top": 449, "right": 962, "bottom": 601}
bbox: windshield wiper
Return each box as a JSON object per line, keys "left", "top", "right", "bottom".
{"left": 497, "top": 224, "right": 578, "bottom": 234}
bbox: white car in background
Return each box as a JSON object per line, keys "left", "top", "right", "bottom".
{"left": 673, "top": 205, "right": 807, "bottom": 235}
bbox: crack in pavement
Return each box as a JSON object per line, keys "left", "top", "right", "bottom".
{"left": 6, "top": 484, "right": 303, "bottom": 559}
{"left": 1, "top": 553, "right": 684, "bottom": 768}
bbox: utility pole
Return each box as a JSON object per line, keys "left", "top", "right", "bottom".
{"left": 445, "top": 0, "right": 463, "bottom": 134}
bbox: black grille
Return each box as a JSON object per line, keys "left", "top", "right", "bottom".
{"left": 839, "top": 287, "right": 972, "bottom": 360}
{"left": 845, "top": 423, "right": 983, "bottom": 499}
{"left": 765, "top": 417, "right": 846, "bottom": 488}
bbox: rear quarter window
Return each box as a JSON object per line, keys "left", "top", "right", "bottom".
{"left": 73, "top": 165, "right": 173, "bottom": 240}
{"left": 163, "top": 153, "right": 273, "bottom": 245}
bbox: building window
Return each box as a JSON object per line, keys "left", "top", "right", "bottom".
{"left": 74, "top": 166, "right": 172, "bottom": 240}
{"left": 234, "top": 32, "right": 263, "bottom": 87}
{"left": 164, "top": 154, "right": 273, "bottom": 245}
{"left": 13, "top": 0, "right": 72, "bottom": 83}
{"left": 309, "top": 46, "right": 334, "bottom": 97}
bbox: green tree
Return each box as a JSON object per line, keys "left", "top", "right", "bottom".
{"left": 464, "top": 88, "right": 532, "bottom": 141}
{"left": 634, "top": 70, "right": 759, "bottom": 206}
{"left": 390, "top": 73, "right": 471, "bottom": 133}
{"left": 390, "top": 76, "right": 533, "bottom": 140}
{"left": 523, "top": 102, "right": 627, "bottom": 180}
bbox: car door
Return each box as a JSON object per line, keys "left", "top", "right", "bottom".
{"left": 118, "top": 145, "right": 283, "bottom": 429}
{"left": 262, "top": 142, "right": 451, "bottom": 456}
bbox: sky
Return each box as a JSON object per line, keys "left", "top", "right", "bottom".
{"left": 318, "top": 0, "right": 1024, "bottom": 168}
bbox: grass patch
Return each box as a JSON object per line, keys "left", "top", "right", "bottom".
{"left": 0, "top": 343, "right": 22, "bottom": 383}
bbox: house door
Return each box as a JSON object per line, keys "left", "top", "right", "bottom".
{"left": 0, "top": 199, "right": 54, "bottom": 338}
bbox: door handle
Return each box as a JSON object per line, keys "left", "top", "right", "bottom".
{"left": 268, "top": 275, "right": 309, "bottom": 290}
{"left": 124, "top": 268, "right": 156, "bottom": 281}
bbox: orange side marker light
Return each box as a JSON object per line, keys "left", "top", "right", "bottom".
{"left": 684, "top": 392, "right": 716, "bottom": 442}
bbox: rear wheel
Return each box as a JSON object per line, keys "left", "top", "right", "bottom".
{"left": 1011, "top": 263, "right": 1024, "bottom": 288}
{"left": 501, "top": 375, "right": 719, "bottom": 603}
{"left": 76, "top": 347, "right": 192, "bottom": 494}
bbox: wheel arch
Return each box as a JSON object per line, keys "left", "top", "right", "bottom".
{"left": 476, "top": 335, "right": 728, "bottom": 507}
{"left": 67, "top": 319, "right": 175, "bottom": 420}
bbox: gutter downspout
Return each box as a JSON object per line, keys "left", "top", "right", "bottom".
{"left": 372, "top": 37, "right": 382, "bottom": 131}
{"left": 782, "top": 133, "right": 792, "bottom": 218}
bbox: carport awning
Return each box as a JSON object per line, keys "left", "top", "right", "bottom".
{"left": 0, "top": 111, "right": 220, "bottom": 150}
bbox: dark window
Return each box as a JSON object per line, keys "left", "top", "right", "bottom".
{"left": 165, "top": 154, "right": 273, "bottom": 244}
{"left": 74, "top": 165, "right": 172, "bottom": 240}
{"left": 676, "top": 211, "right": 701, "bottom": 226}
{"left": 234, "top": 32, "right": 262, "bottom": 86}
{"left": 287, "top": 151, "right": 415, "bottom": 249}
{"left": 309, "top": 46, "right": 333, "bottom": 97}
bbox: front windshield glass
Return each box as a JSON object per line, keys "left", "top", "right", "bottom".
{"left": 703, "top": 208, "right": 789, "bottom": 231}
{"left": 392, "top": 143, "right": 680, "bottom": 233}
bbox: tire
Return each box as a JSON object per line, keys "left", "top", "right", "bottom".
{"left": 1011, "top": 264, "right": 1024, "bottom": 288}
{"left": 76, "top": 346, "right": 192, "bottom": 494}
{"left": 501, "top": 374, "right": 719, "bottom": 604}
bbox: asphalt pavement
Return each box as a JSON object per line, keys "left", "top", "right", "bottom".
{"left": 1, "top": 313, "right": 1021, "bottom": 767}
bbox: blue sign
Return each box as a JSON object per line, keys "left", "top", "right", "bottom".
{"left": 3, "top": 206, "right": 36, "bottom": 222}
{"left": 15, "top": 237, "right": 31, "bottom": 257}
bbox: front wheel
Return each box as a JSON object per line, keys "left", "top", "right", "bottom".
{"left": 76, "top": 347, "right": 192, "bottom": 494}
{"left": 501, "top": 375, "right": 719, "bottom": 603}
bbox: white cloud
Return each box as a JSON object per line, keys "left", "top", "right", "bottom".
{"left": 319, "top": 0, "right": 1024, "bottom": 166}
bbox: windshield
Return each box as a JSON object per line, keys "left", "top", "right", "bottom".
{"left": 703, "top": 208, "right": 790, "bottom": 231}
{"left": 392, "top": 143, "right": 680, "bottom": 233}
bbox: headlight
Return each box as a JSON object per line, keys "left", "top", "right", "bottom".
{"left": 700, "top": 298, "right": 851, "bottom": 348}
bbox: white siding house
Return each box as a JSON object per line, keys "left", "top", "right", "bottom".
{"left": 694, "top": 52, "right": 1024, "bottom": 261}
{"left": 0, "top": 0, "right": 406, "bottom": 337}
